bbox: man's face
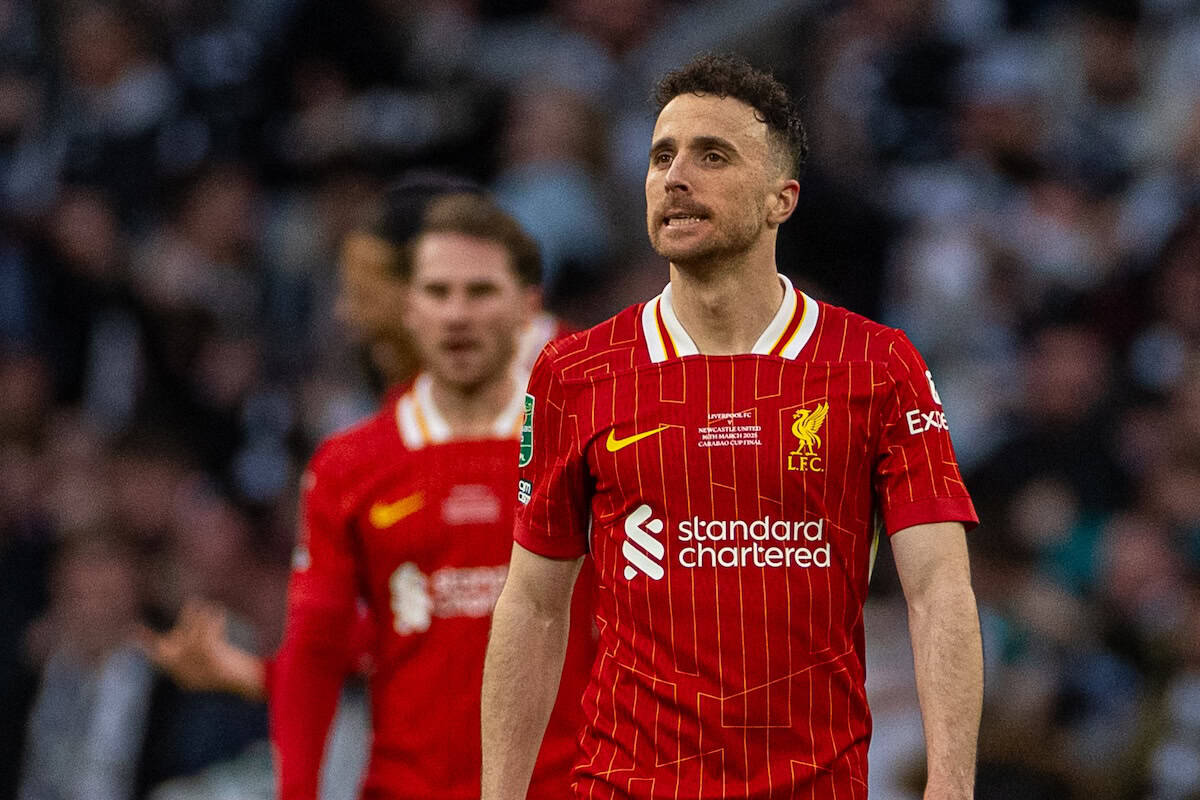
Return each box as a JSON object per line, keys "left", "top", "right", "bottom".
{"left": 406, "top": 232, "right": 536, "bottom": 392}
{"left": 645, "top": 93, "right": 781, "bottom": 267}
{"left": 336, "top": 232, "right": 406, "bottom": 342}
{"left": 335, "top": 232, "right": 415, "bottom": 380}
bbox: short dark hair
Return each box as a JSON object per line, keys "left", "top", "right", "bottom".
{"left": 370, "top": 171, "right": 485, "bottom": 246}
{"left": 652, "top": 52, "right": 808, "bottom": 180}
{"left": 411, "top": 194, "right": 542, "bottom": 287}
{"left": 357, "top": 171, "right": 486, "bottom": 278}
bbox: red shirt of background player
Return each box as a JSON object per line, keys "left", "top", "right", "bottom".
{"left": 271, "top": 373, "right": 594, "bottom": 800}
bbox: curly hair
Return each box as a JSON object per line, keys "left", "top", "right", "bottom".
{"left": 652, "top": 53, "right": 808, "bottom": 180}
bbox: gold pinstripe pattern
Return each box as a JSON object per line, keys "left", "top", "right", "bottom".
{"left": 516, "top": 299, "right": 975, "bottom": 799}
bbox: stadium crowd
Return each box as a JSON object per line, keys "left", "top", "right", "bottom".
{"left": 0, "top": 0, "right": 1197, "bottom": 798}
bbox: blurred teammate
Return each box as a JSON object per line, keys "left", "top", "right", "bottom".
{"left": 144, "top": 180, "right": 591, "bottom": 799}
{"left": 339, "top": 174, "right": 570, "bottom": 390}
{"left": 482, "top": 53, "right": 983, "bottom": 799}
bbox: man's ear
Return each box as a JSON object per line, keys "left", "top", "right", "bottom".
{"left": 766, "top": 178, "right": 800, "bottom": 227}
{"left": 522, "top": 285, "right": 543, "bottom": 322}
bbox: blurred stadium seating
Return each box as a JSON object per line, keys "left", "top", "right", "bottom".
{"left": 1, "top": 0, "right": 1198, "bottom": 798}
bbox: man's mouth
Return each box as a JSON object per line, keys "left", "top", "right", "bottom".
{"left": 663, "top": 212, "right": 708, "bottom": 228}
{"left": 441, "top": 338, "right": 480, "bottom": 354}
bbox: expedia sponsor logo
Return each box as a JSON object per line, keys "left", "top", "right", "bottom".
{"left": 788, "top": 402, "right": 828, "bottom": 472}
{"left": 906, "top": 408, "right": 949, "bottom": 435}
{"left": 905, "top": 369, "right": 949, "bottom": 434}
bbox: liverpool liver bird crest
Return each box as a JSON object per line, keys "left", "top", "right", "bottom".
{"left": 790, "top": 402, "right": 829, "bottom": 457}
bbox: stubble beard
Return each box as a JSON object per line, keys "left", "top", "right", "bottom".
{"left": 427, "top": 336, "right": 517, "bottom": 398}
{"left": 649, "top": 210, "right": 765, "bottom": 278}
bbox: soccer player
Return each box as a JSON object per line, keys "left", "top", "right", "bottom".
{"left": 273, "top": 191, "right": 594, "bottom": 800}
{"left": 138, "top": 174, "right": 489, "bottom": 705}
{"left": 481, "top": 53, "right": 983, "bottom": 800}
{"left": 338, "top": 173, "right": 569, "bottom": 389}
{"left": 144, "top": 185, "right": 593, "bottom": 800}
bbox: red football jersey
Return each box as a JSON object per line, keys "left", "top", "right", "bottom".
{"left": 273, "top": 373, "right": 594, "bottom": 800}
{"left": 515, "top": 276, "right": 977, "bottom": 799}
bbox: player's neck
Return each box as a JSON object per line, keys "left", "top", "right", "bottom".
{"left": 428, "top": 371, "right": 519, "bottom": 439}
{"left": 668, "top": 253, "right": 784, "bottom": 356}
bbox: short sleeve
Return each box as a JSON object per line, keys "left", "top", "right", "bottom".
{"left": 287, "top": 456, "right": 358, "bottom": 611}
{"left": 873, "top": 331, "right": 979, "bottom": 536}
{"left": 514, "top": 349, "right": 591, "bottom": 558}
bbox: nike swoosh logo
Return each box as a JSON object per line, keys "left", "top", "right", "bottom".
{"left": 369, "top": 493, "right": 424, "bottom": 528}
{"left": 606, "top": 425, "right": 670, "bottom": 452}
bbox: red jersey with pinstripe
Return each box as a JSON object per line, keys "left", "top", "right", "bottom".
{"left": 274, "top": 373, "right": 593, "bottom": 800}
{"left": 515, "top": 275, "right": 977, "bottom": 799}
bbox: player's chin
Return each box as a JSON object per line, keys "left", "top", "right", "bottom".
{"left": 432, "top": 354, "right": 491, "bottom": 387}
{"left": 651, "top": 237, "right": 716, "bottom": 265}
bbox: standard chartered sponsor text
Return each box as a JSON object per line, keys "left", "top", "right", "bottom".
{"left": 676, "top": 516, "right": 830, "bottom": 569}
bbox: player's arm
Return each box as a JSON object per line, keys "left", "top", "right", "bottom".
{"left": 270, "top": 461, "right": 361, "bottom": 800}
{"left": 481, "top": 542, "right": 583, "bottom": 800}
{"left": 137, "top": 599, "right": 266, "bottom": 701}
{"left": 891, "top": 521, "right": 982, "bottom": 800}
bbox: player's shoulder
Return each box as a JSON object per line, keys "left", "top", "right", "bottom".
{"left": 306, "top": 399, "right": 407, "bottom": 487}
{"left": 533, "top": 303, "right": 647, "bottom": 384}
{"left": 809, "top": 297, "right": 916, "bottom": 365}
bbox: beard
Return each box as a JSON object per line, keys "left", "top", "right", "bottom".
{"left": 421, "top": 334, "right": 518, "bottom": 396}
{"left": 647, "top": 199, "right": 766, "bottom": 273}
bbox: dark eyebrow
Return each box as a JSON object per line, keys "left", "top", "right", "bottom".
{"left": 649, "top": 136, "right": 676, "bottom": 156}
{"left": 649, "top": 134, "right": 741, "bottom": 160}
{"left": 691, "top": 135, "right": 739, "bottom": 154}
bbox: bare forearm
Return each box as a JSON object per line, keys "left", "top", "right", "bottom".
{"left": 908, "top": 581, "right": 983, "bottom": 799}
{"left": 481, "top": 585, "right": 570, "bottom": 800}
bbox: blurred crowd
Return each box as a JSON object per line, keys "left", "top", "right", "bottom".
{"left": 0, "top": 0, "right": 1197, "bottom": 798}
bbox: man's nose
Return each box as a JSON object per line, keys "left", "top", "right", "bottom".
{"left": 441, "top": 291, "right": 471, "bottom": 322}
{"left": 664, "top": 155, "right": 692, "bottom": 193}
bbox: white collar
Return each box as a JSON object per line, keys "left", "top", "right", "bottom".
{"left": 395, "top": 372, "right": 527, "bottom": 449}
{"left": 640, "top": 274, "right": 819, "bottom": 363}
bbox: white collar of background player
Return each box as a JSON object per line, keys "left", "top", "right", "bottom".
{"left": 642, "top": 273, "right": 820, "bottom": 363}
{"left": 394, "top": 371, "right": 527, "bottom": 449}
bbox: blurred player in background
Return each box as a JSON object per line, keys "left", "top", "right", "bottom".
{"left": 144, "top": 180, "right": 592, "bottom": 799}
{"left": 338, "top": 173, "right": 570, "bottom": 391}
{"left": 482, "top": 53, "right": 982, "bottom": 800}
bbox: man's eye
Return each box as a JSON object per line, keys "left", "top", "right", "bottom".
{"left": 653, "top": 152, "right": 673, "bottom": 165}
{"left": 703, "top": 152, "right": 725, "bottom": 163}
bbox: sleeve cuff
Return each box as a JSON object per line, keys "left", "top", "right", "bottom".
{"left": 883, "top": 495, "right": 979, "bottom": 537}
{"left": 514, "top": 519, "right": 588, "bottom": 560}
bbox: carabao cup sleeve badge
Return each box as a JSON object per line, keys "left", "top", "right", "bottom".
{"left": 519, "top": 394, "right": 534, "bottom": 467}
